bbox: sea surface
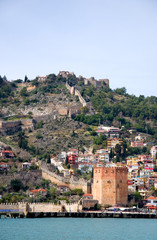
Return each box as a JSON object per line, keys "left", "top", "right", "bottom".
{"left": 0, "top": 217, "right": 156, "bottom": 240}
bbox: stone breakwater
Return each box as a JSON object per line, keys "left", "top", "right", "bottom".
{"left": 1, "top": 210, "right": 157, "bottom": 219}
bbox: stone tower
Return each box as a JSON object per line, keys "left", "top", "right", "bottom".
{"left": 92, "top": 165, "right": 128, "bottom": 206}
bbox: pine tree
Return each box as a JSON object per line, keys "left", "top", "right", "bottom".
{"left": 24, "top": 75, "right": 28, "bottom": 82}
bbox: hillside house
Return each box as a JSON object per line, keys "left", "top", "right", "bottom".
{"left": 68, "top": 154, "right": 78, "bottom": 165}
{"left": 150, "top": 146, "right": 157, "bottom": 159}
{"left": 29, "top": 189, "right": 47, "bottom": 197}
{"left": 67, "top": 149, "right": 78, "bottom": 156}
{"left": 138, "top": 155, "right": 153, "bottom": 162}
{"left": 145, "top": 196, "right": 157, "bottom": 209}
{"left": 0, "top": 162, "right": 8, "bottom": 171}
{"left": 97, "top": 126, "right": 121, "bottom": 138}
{"left": 107, "top": 138, "right": 123, "bottom": 150}
{"left": 147, "top": 175, "right": 157, "bottom": 188}
{"left": 131, "top": 141, "right": 144, "bottom": 148}
{"left": 57, "top": 185, "right": 70, "bottom": 194}
{"left": 143, "top": 160, "right": 154, "bottom": 172}
{"left": 22, "top": 162, "right": 32, "bottom": 170}
{"left": 135, "top": 134, "right": 146, "bottom": 141}
{"left": 78, "top": 163, "right": 93, "bottom": 173}
{"left": 0, "top": 150, "right": 14, "bottom": 158}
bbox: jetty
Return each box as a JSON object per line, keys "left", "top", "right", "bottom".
{"left": 1, "top": 210, "right": 157, "bottom": 219}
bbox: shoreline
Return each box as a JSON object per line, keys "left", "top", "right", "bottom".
{"left": 1, "top": 211, "right": 157, "bottom": 219}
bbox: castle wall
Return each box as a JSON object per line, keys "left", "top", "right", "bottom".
{"left": 21, "top": 119, "right": 35, "bottom": 130}
{"left": 99, "top": 79, "right": 109, "bottom": 86}
{"left": 84, "top": 78, "right": 109, "bottom": 88}
{"left": 0, "top": 120, "right": 21, "bottom": 135}
{"left": 0, "top": 120, "right": 21, "bottom": 129}
{"left": 41, "top": 167, "right": 87, "bottom": 193}
{"left": 65, "top": 82, "right": 87, "bottom": 107}
{"left": 0, "top": 202, "right": 82, "bottom": 213}
{"left": 0, "top": 119, "right": 35, "bottom": 134}
{"left": 74, "top": 89, "right": 87, "bottom": 107}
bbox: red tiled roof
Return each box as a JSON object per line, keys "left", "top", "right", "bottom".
{"left": 30, "top": 189, "right": 46, "bottom": 193}
{"left": 146, "top": 196, "right": 157, "bottom": 200}
{"left": 83, "top": 194, "right": 93, "bottom": 197}
{"left": 1, "top": 150, "right": 13, "bottom": 153}
{"left": 144, "top": 204, "right": 157, "bottom": 209}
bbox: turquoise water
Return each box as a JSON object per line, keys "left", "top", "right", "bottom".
{"left": 0, "top": 218, "right": 157, "bottom": 240}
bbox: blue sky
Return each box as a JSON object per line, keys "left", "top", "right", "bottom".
{"left": 0, "top": 0, "right": 157, "bottom": 96}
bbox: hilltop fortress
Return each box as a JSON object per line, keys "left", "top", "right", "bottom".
{"left": 59, "top": 71, "right": 109, "bottom": 88}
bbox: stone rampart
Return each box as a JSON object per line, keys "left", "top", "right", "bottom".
{"left": 0, "top": 202, "right": 82, "bottom": 213}
{"left": 0, "top": 120, "right": 21, "bottom": 135}
{"left": 0, "top": 203, "right": 19, "bottom": 210}
{"left": 75, "top": 89, "right": 87, "bottom": 107}
{"left": 41, "top": 165, "right": 87, "bottom": 193}
{"left": 84, "top": 77, "right": 109, "bottom": 88}
{"left": 0, "top": 118, "right": 36, "bottom": 134}
{"left": 21, "top": 119, "right": 35, "bottom": 130}
{"left": 0, "top": 120, "right": 21, "bottom": 129}
{"left": 65, "top": 82, "right": 87, "bottom": 107}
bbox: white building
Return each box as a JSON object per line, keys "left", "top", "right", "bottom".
{"left": 97, "top": 126, "right": 121, "bottom": 138}
{"left": 150, "top": 146, "right": 157, "bottom": 159}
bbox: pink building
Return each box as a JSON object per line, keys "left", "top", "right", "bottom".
{"left": 131, "top": 141, "right": 144, "bottom": 147}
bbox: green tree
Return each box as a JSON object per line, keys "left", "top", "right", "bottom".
{"left": 24, "top": 75, "right": 28, "bottom": 82}
{"left": 18, "top": 132, "right": 28, "bottom": 150}
{"left": 10, "top": 179, "right": 24, "bottom": 192}
{"left": 20, "top": 87, "right": 28, "bottom": 97}
{"left": 109, "top": 148, "right": 114, "bottom": 159}
{"left": 115, "top": 144, "right": 122, "bottom": 160}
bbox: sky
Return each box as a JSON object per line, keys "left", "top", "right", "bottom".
{"left": 0, "top": 0, "right": 157, "bottom": 96}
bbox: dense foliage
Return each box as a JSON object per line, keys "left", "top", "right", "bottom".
{"left": 74, "top": 86, "right": 157, "bottom": 138}
{"left": 0, "top": 76, "right": 16, "bottom": 105}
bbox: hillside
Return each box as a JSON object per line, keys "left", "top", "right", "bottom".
{"left": 0, "top": 71, "right": 157, "bottom": 205}
{"left": 0, "top": 71, "right": 157, "bottom": 159}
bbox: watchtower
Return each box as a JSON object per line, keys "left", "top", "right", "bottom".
{"left": 92, "top": 165, "right": 128, "bottom": 205}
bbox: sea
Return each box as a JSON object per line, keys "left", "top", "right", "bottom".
{"left": 0, "top": 217, "right": 156, "bottom": 240}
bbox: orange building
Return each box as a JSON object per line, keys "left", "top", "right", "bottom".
{"left": 92, "top": 165, "right": 128, "bottom": 206}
